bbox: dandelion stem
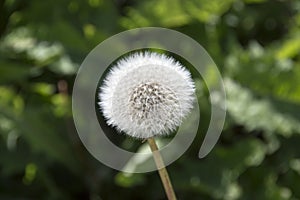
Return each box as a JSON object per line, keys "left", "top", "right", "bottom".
{"left": 147, "top": 137, "right": 177, "bottom": 200}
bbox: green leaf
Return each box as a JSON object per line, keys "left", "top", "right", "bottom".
{"left": 19, "top": 105, "right": 79, "bottom": 173}
{"left": 172, "top": 138, "right": 267, "bottom": 198}
{"left": 0, "top": 61, "right": 31, "bottom": 83}
{"left": 225, "top": 78, "right": 300, "bottom": 137}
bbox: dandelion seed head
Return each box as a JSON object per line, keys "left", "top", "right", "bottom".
{"left": 99, "top": 52, "right": 195, "bottom": 139}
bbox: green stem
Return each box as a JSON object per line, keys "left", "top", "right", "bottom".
{"left": 147, "top": 137, "right": 177, "bottom": 200}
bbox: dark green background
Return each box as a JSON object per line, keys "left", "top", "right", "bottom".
{"left": 1, "top": 0, "right": 300, "bottom": 199}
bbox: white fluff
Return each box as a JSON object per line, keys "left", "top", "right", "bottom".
{"left": 99, "top": 52, "right": 195, "bottom": 139}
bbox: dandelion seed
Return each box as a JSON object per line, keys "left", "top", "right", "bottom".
{"left": 99, "top": 51, "right": 195, "bottom": 139}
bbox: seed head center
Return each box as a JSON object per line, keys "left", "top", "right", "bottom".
{"left": 130, "top": 82, "right": 165, "bottom": 112}
{"left": 129, "top": 82, "right": 180, "bottom": 120}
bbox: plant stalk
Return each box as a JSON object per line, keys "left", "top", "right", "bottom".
{"left": 147, "top": 137, "right": 177, "bottom": 200}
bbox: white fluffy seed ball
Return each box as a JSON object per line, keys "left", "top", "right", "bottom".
{"left": 99, "top": 52, "right": 195, "bottom": 139}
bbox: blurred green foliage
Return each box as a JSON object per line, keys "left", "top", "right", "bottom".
{"left": 0, "top": 0, "right": 300, "bottom": 199}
